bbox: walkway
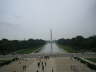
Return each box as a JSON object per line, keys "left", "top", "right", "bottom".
{"left": 0, "top": 57, "right": 95, "bottom": 72}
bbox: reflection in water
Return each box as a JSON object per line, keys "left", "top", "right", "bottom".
{"left": 50, "top": 42, "right": 53, "bottom": 53}
{"left": 39, "top": 43, "right": 66, "bottom": 54}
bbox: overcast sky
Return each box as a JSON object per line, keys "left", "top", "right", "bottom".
{"left": 0, "top": 0, "right": 96, "bottom": 40}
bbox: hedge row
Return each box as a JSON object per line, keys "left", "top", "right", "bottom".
{"left": 0, "top": 57, "right": 18, "bottom": 67}
{"left": 74, "top": 57, "right": 96, "bottom": 70}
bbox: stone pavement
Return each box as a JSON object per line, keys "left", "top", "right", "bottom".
{"left": 0, "top": 57, "right": 95, "bottom": 72}
{"left": 25, "top": 57, "right": 95, "bottom": 72}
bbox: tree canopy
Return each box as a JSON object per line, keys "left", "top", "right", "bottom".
{"left": 57, "top": 35, "right": 96, "bottom": 52}
{"left": 0, "top": 39, "right": 46, "bottom": 55}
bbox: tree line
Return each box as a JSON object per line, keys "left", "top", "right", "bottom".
{"left": 57, "top": 35, "right": 96, "bottom": 52}
{"left": 0, "top": 39, "right": 46, "bottom": 55}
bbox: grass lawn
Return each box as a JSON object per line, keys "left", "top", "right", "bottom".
{"left": 0, "top": 59, "right": 11, "bottom": 63}
{"left": 57, "top": 44, "right": 78, "bottom": 53}
{"left": 86, "top": 58, "right": 96, "bottom": 63}
{"left": 16, "top": 48, "right": 37, "bottom": 54}
{"left": 0, "top": 58, "right": 15, "bottom": 66}
{"left": 15, "top": 45, "right": 44, "bottom": 54}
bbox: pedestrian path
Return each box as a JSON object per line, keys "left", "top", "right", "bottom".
{"left": 0, "top": 57, "right": 95, "bottom": 72}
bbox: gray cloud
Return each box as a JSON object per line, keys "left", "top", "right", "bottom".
{"left": 0, "top": 0, "right": 96, "bottom": 40}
